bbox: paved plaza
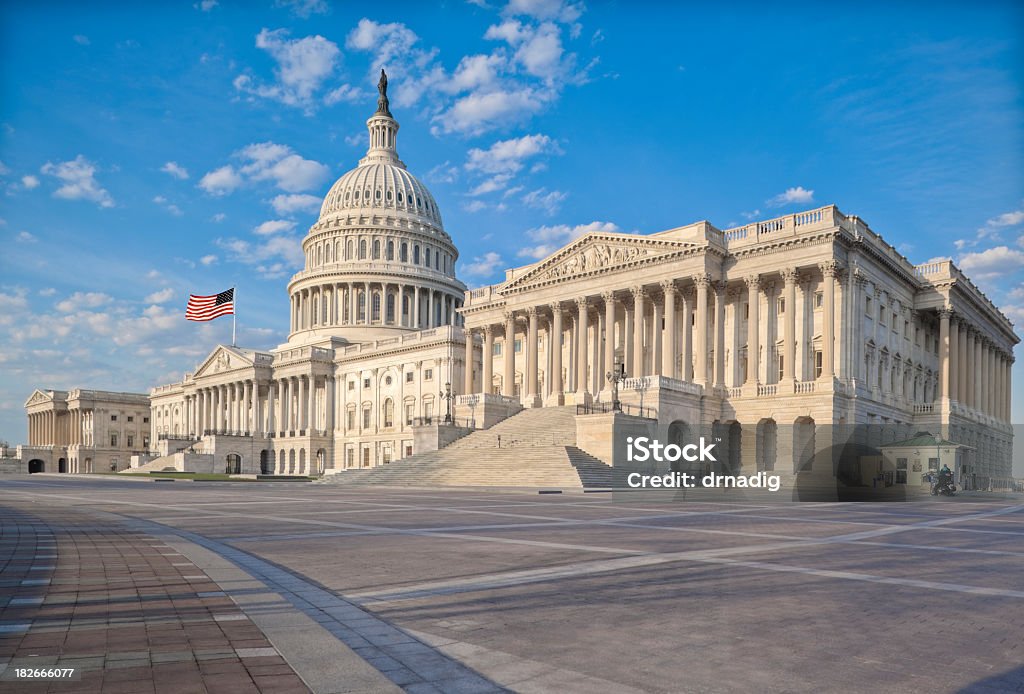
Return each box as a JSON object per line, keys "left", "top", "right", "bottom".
{"left": 1, "top": 477, "right": 1023, "bottom": 693}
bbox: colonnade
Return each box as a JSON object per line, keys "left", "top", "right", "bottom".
{"left": 938, "top": 310, "right": 1013, "bottom": 420}
{"left": 27, "top": 409, "right": 90, "bottom": 447}
{"left": 466, "top": 266, "right": 842, "bottom": 402}
{"left": 290, "top": 282, "right": 462, "bottom": 333}
{"left": 186, "top": 375, "right": 336, "bottom": 438}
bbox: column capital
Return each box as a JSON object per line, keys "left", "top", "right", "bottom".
{"left": 525, "top": 306, "right": 538, "bottom": 318}
{"left": 575, "top": 296, "right": 589, "bottom": 310}
{"left": 483, "top": 324, "right": 494, "bottom": 337}
{"left": 819, "top": 260, "right": 842, "bottom": 278}
{"left": 713, "top": 280, "right": 727, "bottom": 296}
{"left": 692, "top": 274, "right": 712, "bottom": 288}
{"left": 502, "top": 310, "right": 516, "bottom": 323}
{"left": 781, "top": 267, "right": 799, "bottom": 285}
{"left": 938, "top": 307, "right": 953, "bottom": 320}
{"left": 744, "top": 274, "right": 760, "bottom": 290}
{"left": 658, "top": 280, "right": 677, "bottom": 296}
{"left": 630, "top": 285, "right": 646, "bottom": 301}
{"left": 548, "top": 301, "right": 563, "bottom": 315}
{"left": 600, "top": 290, "right": 616, "bottom": 303}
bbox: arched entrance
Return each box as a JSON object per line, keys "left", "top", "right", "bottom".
{"left": 666, "top": 420, "right": 693, "bottom": 473}
{"left": 712, "top": 421, "right": 741, "bottom": 474}
{"left": 288, "top": 449, "right": 296, "bottom": 474}
{"left": 298, "top": 449, "right": 306, "bottom": 475}
{"left": 260, "top": 450, "right": 272, "bottom": 475}
{"left": 756, "top": 419, "right": 777, "bottom": 472}
{"left": 316, "top": 448, "right": 327, "bottom": 475}
{"left": 28, "top": 459, "right": 45, "bottom": 473}
{"left": 793, "top": 417, "right": 815, "bottom": 473}
{"left": 58, "top": 458, "right": 68, "bottom": 473}
{"left": 225, "top": 454, "right": 241, "bottom": 475}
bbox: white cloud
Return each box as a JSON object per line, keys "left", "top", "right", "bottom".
{"left": 988, "top": 210, "right": 1024, "bottom": 227}
{"left": 433, "top": 86, "right": 551, "bottom": 136}
{"left": 426, "top": 161, "right": 459, "bottom": 184}
{"left": 216, "top": 235, "right": 304, "bottom": 278}
{"left": 462, "top": 251, "right": 504, "bottom": 277}
{"left": 199, "top": 254, "right": 218, "bottom": 266}
{"left": 199, "top": 143, "right": 328, "bottom": 197}
{"left": 56, "top": 292, "right": 113, "bottom": 313}
{"left": 521, "top": 187, "right": 567, "bottom": 215}
{"left": 235, "top": 28, "right": 341, "bottom": 111}
{"left": 274, "top": 0, "right": 329, "bottom": 18}
{"left": 253, "top": 219, "right": 297, "bottom": 236}
{"left": 73, "top": 35, "right": 90, "bottom": 46}
{"left": 504, "top": 0, "right": 584, "bottom": 23}
{"left": 466, "top": 134, "right": 557, "bottom": 175}
{"left": 270, "top": 193, "right": 321, "bottom": 215}
{"left": 958, "top": 246, "right": 1024, "bottom": 280}
{"left": 161, "top": 161, "right": 189, "bottom": 180}
{"left": 21, "top": 175, "right": 39, "bottom": 190}
{"left": 144, "top": 288, "right": 175, "bottom": 304}
{"left": 38, "top": 288, "right": 57, "bottom": 297}
{"left": 211, "top": 213, "right": 227, "bottom": 223}
{"left": 517, "top": 221, "right": 620, "bottom": 259}
{"left": 766, "top": 186, "right": 815, "bottom": 208}
{"left": 323, "top": 83, "right": 364, "bottom": 106}
{"left": 954, "top": 208, "right": 1023, "bottom": 250}
{"left": 40, "top": 155, "right": 114, "bottom": 208}
{"left": 16, "top": 231, "right": 36, "bottom": 243}
{"left": 463, "top": 200, "right": 488, "bottom": 213}
{"left": 153, "top": 195, "right": 183, "bottom": 216}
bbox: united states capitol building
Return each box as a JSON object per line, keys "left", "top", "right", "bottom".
{"left": 15, "top": 77, "right": 1018, "bottom": 488}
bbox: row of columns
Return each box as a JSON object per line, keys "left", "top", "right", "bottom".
{"left": 187, "top": 375, "right": 336, "bottom": 438}
{"left": 27, "top": 409, "right": 91, "bottom": 447}
{"left": 467, "top": 266, "right": 842, "bottom": 401}
{"left": 938, "top": 310, "right": 1013, "bottom": 420}
{"left": 291, "top": 282, "right": 461, "bottom": 333}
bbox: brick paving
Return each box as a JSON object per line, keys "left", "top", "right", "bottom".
{"left": 0, "top": 504, "right": 309, "bottom": 693}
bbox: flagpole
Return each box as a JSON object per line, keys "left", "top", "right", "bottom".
{"left": 232, "top": 286, "right": 237, "bottom": 347}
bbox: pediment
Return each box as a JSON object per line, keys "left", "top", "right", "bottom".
{"left": 24, "top": 389, "right": 52, "bottom": 407}
{"left": 193, "top": 345, "right": 255, "bottom": 380}
{"left": 501, "top": 233, "right": 700, "bottom": 293}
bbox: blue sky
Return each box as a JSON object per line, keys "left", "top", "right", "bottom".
{"left": 1, "top": 0, "right": 1022, "bottom": 459}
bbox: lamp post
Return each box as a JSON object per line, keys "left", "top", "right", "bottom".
{"left": 439, "top": 381, "right": 454, "bottom": 424}
{"left": 606, "top": 362, "right": 626, "bottom": 412}
{"left": 634, "top": 376, "right": 649, "bottom": 416}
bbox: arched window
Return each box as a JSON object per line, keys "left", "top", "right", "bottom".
{"left": 402, "top": 295, "right": 409, "bottom": 318}
{"left": 386, "top": 240, "right": 394, "bottom": 260}
{"left": 358, "top": 291, "right": 366, "bottom": 322}
{"left": 373, "top": 239, "right": 381, "bottom": 259}
{"left": 413, "top": 245, "right": 420, "bottom": 264}
{"left": 383, "top": 399, "right": 394, "bottom": 428}
{"left": 346, "top": 239, "right": 353, "bottom": 259}
{"left": 359, "top": 240, "right": 367, "bottom": 259}
{"left": 312, "top": 296, "right": 319, "bottom": 325}
{"left": 372, "top": 292, "right": 381, "bottom": 322}
{"left": 386, "top": 293, "right": 395, "bottom": 323}
{"left": 316, "top": 245, "right": 322, "bottom": 266}
{"left": 325, "top": 244, "right": 332, "bottom": 263}
{"left": 425, "top": 247, "right": 431, "bottom": 267}
{"left": 435, "top": 252, "right": 440, "bottom": 270}
{"left": 400, "top": 242, "right": 408, "bottom": 262}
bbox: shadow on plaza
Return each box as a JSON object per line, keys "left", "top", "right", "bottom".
{"left": 961, "top": 666, "right": 1024, "bottom": 692}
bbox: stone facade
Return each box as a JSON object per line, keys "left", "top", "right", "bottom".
{"left": 461, "top": 207, "right": 1018, "bottom": 481}
{"left": 20, "top": 389, "right": 151, "bottom": 472}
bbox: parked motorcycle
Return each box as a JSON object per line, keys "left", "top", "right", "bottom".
{"left": 931, "top": 477, "right": 957, "bottom": 496}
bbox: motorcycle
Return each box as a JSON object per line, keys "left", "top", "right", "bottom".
{"left": 931, "top": 476, "right": 957, "bottom": 496}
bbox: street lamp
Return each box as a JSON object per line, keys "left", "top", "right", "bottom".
{"left": 606, "top": 362, "right": 626, "bottom": 412}
{"left": 439, "top": 381, "right": 454, "bottom": 424}
{"left": 634, "top": 375, "right": 649, "bottom": 416}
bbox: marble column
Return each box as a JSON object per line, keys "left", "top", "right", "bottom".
{"left": 550, "top": 304, "right": 564, "bottom": 403}
{"left": 959, "top": 326, "right": 969, "bottom": 407}
{"left": 631, "top": 287, "right": 645, "bottom": 379}
{"left": 483, "top": 325, "right": 494, "bottom": 395}
{"left": 695, "top": 275, "right": 710, "bottom": 387}
{"left": 464, "top": 329, "right": 475, "bottom": 395}
{"left": 948, "top": 315, "right": 959, "bottom": 402}
{"left": 938, "top": 308, "right": 951, "bottom": 400}
{"left": 820, "top": 262, "right": 838, "bottom": 381}
{"left": 503, "top": 312, "right": 516, "bottom": 397}
{"left": 713, "top": 281, "right": 726, "bottom": 387}
{"left": 681, "top": 290, "right": 692, "bottom": 382}
{"left": 604, "top": 292, "right": 617, "bottom": 380}
{"left": 576, "top": 297, "right": 589, "bottom": 397}
{"left": 782, "top": 269, "right": 797, "bottom": 385}
{"left": 526, "top": 308, "right": 539, "bottom": 404}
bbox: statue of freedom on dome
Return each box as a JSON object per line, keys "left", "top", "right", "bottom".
{"left": 376, "top": 69, "right": 391, "bottom": 116}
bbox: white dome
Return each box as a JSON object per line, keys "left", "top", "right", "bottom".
{"left": 319, "top": 161, "right": 444, "bottom": 230}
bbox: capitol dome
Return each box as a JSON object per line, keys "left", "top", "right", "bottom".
{"left": 286, "top": 71, "right": 466, "bottom": 345}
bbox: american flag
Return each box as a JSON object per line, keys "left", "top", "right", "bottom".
{"left": 185, "top": 288, "right": 235, "bottom": 322}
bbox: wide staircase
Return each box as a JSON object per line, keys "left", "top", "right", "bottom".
{"left": 323, "top": 406, "right": 613, "bottom": 489}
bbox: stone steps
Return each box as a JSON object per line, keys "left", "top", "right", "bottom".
{"left": 324, "top": 407, "right": 612, "bottom": 488}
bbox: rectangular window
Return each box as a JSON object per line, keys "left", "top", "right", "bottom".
{"left": 744, "top": 303, "right": 749, "bottom": 320}
{"left": 814, "top": 350, "right": 823, "bottom": 378}
{"left": 143, "top": 436, "right": 150, "bottom": 449}
{"left": 406, "top": 372, "right": 414, "bottom": 383}
{"left": 143, "top": 417, "right": 149, "bottom": 423}
{"left": 424, "top": 402, "right": 433, "bottom": 420}
{"left": 405, "top": 445, "right": 413, "bottom": 457}
{"left": 110, "top": 433, "right": 118, "bottom": 447}
{"left": 405, "top": 404, "right": 414, "bottom": 425}
{"left": 865, "top": 297, "right": 873, "bottom": 315}
{"left": 111, "top": 415, "right": 118, "bottom": 421}
{"left": 127, "top": 435, "right": 134, "bottom": 448}
{"left": 362, "top": 448, "right": 370, "bottom": 467}
{"left": 814, "top": 292, "right": 823, "bottom": 310}
{"left": 895, "top": 470, "right": 907, "bottom": 484}
{"left": 928, "top": 457, "right": 940, "bottom": 471}
{"left": 904, "top": 320, "right": 910, "bottom": 337}
{"left": 892, "top": 312, "right": 898, "bottom": 329}
{"left": 362, "top": 407, "right": 371, "bottom": 428}
{"left": 879, "top": 305, "right": 886, "bottom": 324}
{"left": 777, "top": 298, "right": 785, "bottom": 314}
{"left": 493, "top": 342, "right": 502, "bottom": 356}
{"left": 424, "top": 369, "right": 433, "bottom": 381}
{"left": 363, "top": 378, "right": 370, "bottom": 388}
{"left": 348, "top": 380, "right": 355, "bottom": 391}
{"left": 896, "top": 458, "right": 908, "bottom": 470}
{"left": 347, "top": 409, "right": 355, "bottom": 430}
{"left": 127, "top": 416, "right": 134, "bottom": 423}
{"left": 778, "top": 354, "right": 784, "bottom": 380}
{"left": 346, "top": 448, "right": 355, "bottom": 468}
{"left": 514, "top": 339, "right": 522, "bottom": 353}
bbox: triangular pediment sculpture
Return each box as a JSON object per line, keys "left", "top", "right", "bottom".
{"left": 23, "top": 389, "right": 53, "bottom": 407}
{"left": 501, "top": 233, "right": 700, "bottom": 293}
{"left": 193, "top": 345, "right": 255, "bottom": 380}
